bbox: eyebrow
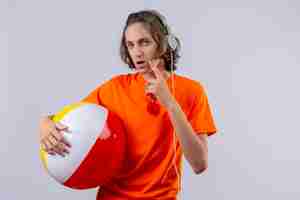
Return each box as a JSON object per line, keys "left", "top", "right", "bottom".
{"left": 125, "top": 37, "right": 151, "bottom": 44}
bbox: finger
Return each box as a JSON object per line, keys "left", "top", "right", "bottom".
{"left": 145, "top": 83, "right": 158, "bottom": 95}
{"left": 56, "top": 142, "right": 69, "bottom": 154}
{"left": 145, "top": 82, "right": 157, "bottom": 89}
{"left": 55, "top": 149, "right": 66, "bottom": 157}
{"left": 61, "top": 136, "right": 72, "bottom": 148}
{"left": 53, "top": 125, "right": 72, "bottom": 147}
{"left": 51, "top": 128, "right": 64, "bottom": 142}
{"left": 52, "top": 144, "right": 65, "bottom": 157}
{"left": 146, "top": 85, "right": 156, "bottom": 92}
{"left": 47, "top": 149, "right": 56, "bottom": 155}
{"left": 52, "top": 129, "right": 72, "bottom": 148}
{"left": 56, "top": 122, "right": 70, "bottom": 133}
{"left": 56, "top": 126, "right": 72, "bottom": 147}
{"left": 43, "top": 140, "right": 50, "bottom": 151}
{"left": 48, "top": 134, "right": 59, "bottom": 147}
{"left": 55, "top": 143, "right": 68, "bottom": 157}
{"left": 149, "top": 60, "right": 164, "bottom": 80}
{"left": 151, "top": 66, "right": 163, "bottom": 80}
{"left": 60, "top": 143, "right": 70, "bottom": 154}
{"left": 145, "top": 87, "right": 156, "bottom": 96}
{"left": 47, "top": 148, "right": 56, "bottom": 156}
{"left": 43, "top": 140, "right": 54, "bottom": 154}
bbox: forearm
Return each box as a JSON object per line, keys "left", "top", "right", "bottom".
{"left": 166, "top": 100, "right": 208, "bottom": 174}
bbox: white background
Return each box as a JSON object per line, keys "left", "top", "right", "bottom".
{"left": 1, "top": 0, "right": 300, "bottom": 199}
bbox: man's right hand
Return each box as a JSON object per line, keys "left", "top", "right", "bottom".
{"left": 39, "top": 116, "right": 71, "bottom": 157}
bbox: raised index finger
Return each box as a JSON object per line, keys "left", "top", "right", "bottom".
{"left": 149, "top": 59, "right": 164, "bottom": 80}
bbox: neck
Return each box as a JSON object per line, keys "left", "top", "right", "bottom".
{"left": 141, "top": 70, "right": 171, "bottom": 82}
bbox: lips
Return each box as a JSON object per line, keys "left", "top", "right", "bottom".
{"left": 135, "top": 61, "right": 147, "bottom": 70}
{"left": 135, "top": 60, "right": 150, "bottom": 73}
{"left": 136, "top": 61, "right": 145, "bottom": 65}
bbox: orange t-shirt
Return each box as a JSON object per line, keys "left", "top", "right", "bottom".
{"left": 81, "top": 72, "right": 217, "bottom": 200}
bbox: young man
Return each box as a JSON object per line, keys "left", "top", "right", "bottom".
{"left": 39, "top": 10, "right": 217, "bottom": 199}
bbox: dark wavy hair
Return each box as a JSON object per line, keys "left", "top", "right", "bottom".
{"left": 120, "top": 9, "right": 181, "bottom": 72}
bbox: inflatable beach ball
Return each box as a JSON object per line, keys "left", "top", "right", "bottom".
{"left": 40, "top": 103, "right": 126, "bottom": 189}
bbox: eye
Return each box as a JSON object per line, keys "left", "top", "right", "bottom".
{"left": 126, "top": 43, "right": 133, "bottom": 49}
{"left": 142, "top": 40, "right": 150, "bottom": 45}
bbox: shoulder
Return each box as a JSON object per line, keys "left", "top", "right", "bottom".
{"left": 175, "top": 74, "right": 205, "bottom": 94}
{"left": 95, "top": 73, "right": 136, "bottom": 87}
{"left": 109, "top": 73, "right": 140, "bottom": 88}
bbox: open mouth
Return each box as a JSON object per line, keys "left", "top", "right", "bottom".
{"left": 136, "top": 61, "right": 146, "bottom": 65}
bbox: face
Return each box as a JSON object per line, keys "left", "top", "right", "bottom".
{"left": 125, "top": 22, "right": 165, "bottom": 79}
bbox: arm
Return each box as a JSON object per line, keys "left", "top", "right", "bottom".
{"left": 166, "top": 101, "right": 208, "bottom": 174}
{"left": 144, "top": 59, "right": 216, "bottom": 174}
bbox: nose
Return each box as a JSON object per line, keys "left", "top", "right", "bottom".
{"left": 132, "top": 46, "right": 144, "bottom": 59}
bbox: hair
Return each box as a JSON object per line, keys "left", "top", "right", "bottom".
{"left": 120, "top": 9, "right": 181, "bottom": 72}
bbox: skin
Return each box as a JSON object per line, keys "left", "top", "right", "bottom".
{"left": 39, "top": 22, "right": 209, "bottom": 174}
{"left": 124, "top": 22, "right": 171, "bottom": 82}
{"left": 39, "top": 117, "right": 71, "bottom": 157}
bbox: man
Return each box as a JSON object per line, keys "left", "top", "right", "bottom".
{"left": 39, "top": 9, "right": 217, "bottom": 199}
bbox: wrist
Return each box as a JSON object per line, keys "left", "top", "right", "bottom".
{"left": 166, "top": 98, "right": 179, "bottom": 113}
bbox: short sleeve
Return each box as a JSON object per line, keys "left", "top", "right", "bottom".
{"left": 81, "top": 85, "right": 102, "bottom": 105}
{"left": 80, "top": 77, "right": 116, "bottom": 107}
{"left": 188, "top": 83, "right": 217, "bottom": 136}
